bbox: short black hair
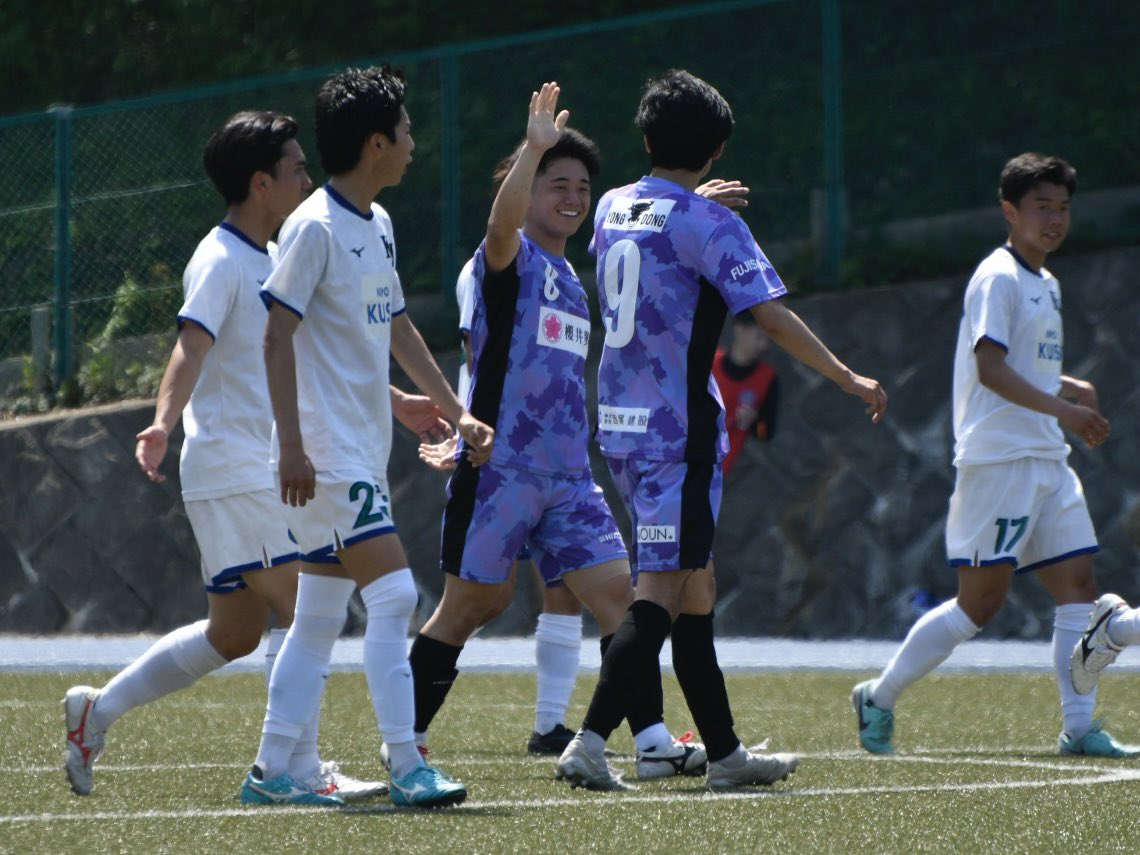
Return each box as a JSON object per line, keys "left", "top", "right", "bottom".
{"left": 635, "top": 69, "right": 734, "bottom": 171}
{"left": 490, "top": 127, "right": 601, "bottom": 194}
{"left": 999, "top": 153, "right": 1077, "bottom": 206}
{"left": 316, "top": 65, "right": 406, "bottom": 176}
{"left": 202, "top": 111, "right": 299, "bottom": 205}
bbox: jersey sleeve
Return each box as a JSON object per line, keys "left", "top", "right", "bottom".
{"left": 964, "top": 268, "right": 1016, "bottom": 352}
{"left": 699, "top": 214, "right": 788, "bottom": 313}
{"left": 259, "top": 217, "right": 329, "bottom": 318}
{"left": 178, "top": 254, "right": 237, "bottom": 341}
{"left": 455, "top": 258, "right": 477, "bottom": 333}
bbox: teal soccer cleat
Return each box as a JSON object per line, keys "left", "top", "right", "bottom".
{"left": 1058, "top": 721, "right": 1140, "bottom": 758}
{"left": 389, "top": 763, "right": 467, "bottom": 807}
{"left": 240, "top": 769, "right": 345, "bottom": 806}
{"left": 852, "top": 680, "right": 896, "bottom": 755}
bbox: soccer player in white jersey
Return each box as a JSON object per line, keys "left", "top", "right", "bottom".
{"left": 853, "top": 153, "right": 1140, "bottom": 758}
{"left": 454, "top": 259, "right": 584, "bottom": 756}
{"left": 244, "top": 65, "right": 493, "bottom": 809}
{"left": 63, "top": 111, "right": 388, "bottom": 801}
{"left": 556, "top": 70, "right": 887, "bottom": 791}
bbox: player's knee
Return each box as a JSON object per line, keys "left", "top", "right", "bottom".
{"left": 205, "top": 623, "right": 262, "bottom": 661}
{"left": 958, "top": 594, "right": 1003, "bottom": 628}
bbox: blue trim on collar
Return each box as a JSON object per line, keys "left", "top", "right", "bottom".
{"left": 1001, "top": 244, "right": 1043, "bottom": 277}
{"left": 324, "top": 184, "right": 374, "bottom": 220}
{"left": 219, "top": 221, "right": 269, "bottom": 255}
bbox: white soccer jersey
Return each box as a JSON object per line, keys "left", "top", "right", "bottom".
{"left": 177, "top": 223, "right": 278, "bottom": 501}
{"left": 455, "top": 258, "right": 476, "bottom": 403}
{"left": 952, "top": 246, "right": 1068, "bottom": 466}
{"left": 260, "top": 185, "right": 406, "bottom": 475}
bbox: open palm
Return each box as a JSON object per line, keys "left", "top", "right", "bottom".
{"left": 528, "top": 81, "right": 568, "bottom": 150}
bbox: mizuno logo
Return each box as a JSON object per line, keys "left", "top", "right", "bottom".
{"left": 350, "top": 246, "right": 364, "bottom": 257}
{"left": 1029, "top": 296, "right": 1041, "bottom": 304}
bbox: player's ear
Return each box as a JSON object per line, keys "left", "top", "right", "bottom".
{"left": 710, "top": 142, "right": 725, "bottom": 162}
{"left": 1000, "top": 199, "right": 1018, "bottom": 228}
{"left": 643, "top": 134, "right": 652, "bottom": 155}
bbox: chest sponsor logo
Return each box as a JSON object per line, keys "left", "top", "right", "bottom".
{"left": 603, "top": 197, "right": 677, "bottom": 233}
{"left": 598, "top": 404, "right": 650, "bottom": 433}
{"left": 362, "top": 271, "right": 395, "bottom": 338}
{"left": 636, "top": 525, "right": 676, "bottom": 544}
{"left": 537, "top": 308, "right": 589, "bottom": 358}
{"left": 1036, "top": 327, "right": 1063, "bottom": 362}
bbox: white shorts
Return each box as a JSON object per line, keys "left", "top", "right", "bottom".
{"left": 945, "top": 458, "right": 1097, "bottom": 574}
{"left": 283, "top": 471, "right": 397, "bottom": 564}
{"left": 184, "top": 489, "right": 299, "bottom": 594}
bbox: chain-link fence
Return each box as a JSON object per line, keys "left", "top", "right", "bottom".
{"left": 1, "top": 0, "right": 1136, "bottom": 412}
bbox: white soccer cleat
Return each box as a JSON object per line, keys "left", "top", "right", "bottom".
{"left": 64, "top": 685, "right": 105, "bottom": 796}
{"left": 706, "top": 743, "right": 799, "bottom": 789}
{"left": 635, "top": 732, "right": 708, "bottom": 779}
{"left": 555, "top": 734, "right": 634, "bottom": 791}
{"left": 1071, "top": 593, "right": 1128, "bottom": 695}
{"left": 305, "top": 761, "right": 388, "bottom": 800}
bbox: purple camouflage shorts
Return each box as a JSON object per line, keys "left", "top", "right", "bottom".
{"left": 441, "top": 460, "right": 627, "bottom": 585}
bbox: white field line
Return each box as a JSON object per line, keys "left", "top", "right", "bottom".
{"left": 7, "top": 752, "right": 1140, "bottom": 824}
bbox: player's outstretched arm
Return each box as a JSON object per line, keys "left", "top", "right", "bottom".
{"left": 391, "top": 385, "right": 453, "bottom": 444}
{"left": 390, "top": 313, "right": 494, "bottom": 463}
{"left": 751, "top": 298, "right": 887, "bottom": 423}
{"left": 136, "top": 321, "right": 213, "bottom": 482}
{"left": 484, "top": 81, "right": 569, "bottom": 272}
{"left": 264, "top": 302, "right": 315, "bottom": 506}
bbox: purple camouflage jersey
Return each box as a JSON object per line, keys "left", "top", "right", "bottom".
{"left": 465, "top": 231, "right": 592, "bottom": 475}
{"left": 592, "top": 175, "right": 788, "bottom": 463}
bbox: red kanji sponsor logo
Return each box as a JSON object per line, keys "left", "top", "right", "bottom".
{"left": 542, "top": 312, "right": 563, "bottom": 342}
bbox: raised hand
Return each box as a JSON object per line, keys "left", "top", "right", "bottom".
{"left": 528, "top": 81, "right": 569, "bottom": 152}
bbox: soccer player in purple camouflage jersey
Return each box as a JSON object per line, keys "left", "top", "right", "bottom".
{"left": 405, "top": 83, "right": 713, "bottom": 785}
{"left": 556, "top": 69, "right": 887, "bottom": 790}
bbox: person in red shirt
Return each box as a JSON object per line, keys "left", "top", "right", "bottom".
{"left": 712, "top": 312, "right": 779, "bottom": 476}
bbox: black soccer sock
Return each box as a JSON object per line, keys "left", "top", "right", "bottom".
{"left": 599, "top": 628, "right": 665, "bottom": 735}
{"left": 408, "top": 632, "right": 463, "bottom": 734}
{"left": 582, "top": 600, "right": 672, "bottom": 741}
{"left": 671, "top": 611, "right": 739, "bottom": 762}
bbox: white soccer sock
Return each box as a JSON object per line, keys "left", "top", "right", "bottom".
{"left": 255, "top": 575, "right": 354, "bottom": 779}
{"left": 285, "top": 576, "right": 352, "bottom": 780}
{"left": 871, "top": 598, "right": 979, "bottom": 710}
{"left": 263, "top": 627, "right": 287, "bottom": 683}
{"left": 360, "top": 569, "right": 420, "bottom": 779}
{"left": 633, "top": 722, "right": 674, "bottom": 753}
{"left": 1106, "top": 606, "right": 1140, "bottom": 647}
{"left": 533, "top": 612, "right": 582, "bottom": 735}
{"left": 1055, "top": 603, "right": 1097, "bottom": 740}
{"left": 94, "top": 620, "right": 226, "bottom": 730}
